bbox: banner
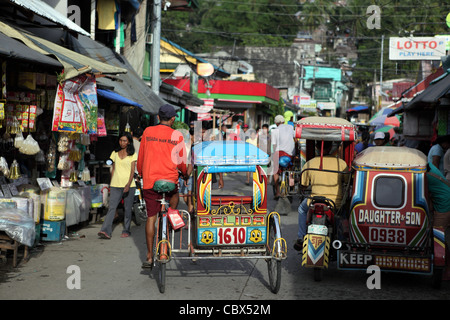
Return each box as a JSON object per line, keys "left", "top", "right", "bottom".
{"left": 52, "top": 74, "right": 98, "bottom": 134}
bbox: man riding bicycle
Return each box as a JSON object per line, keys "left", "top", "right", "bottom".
{"left": 137, "top": 104, "right": 188, "bottom": 268}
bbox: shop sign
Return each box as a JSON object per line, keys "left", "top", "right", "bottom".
{"left": 389, "top": 37, "right": 446, "bottom": 60}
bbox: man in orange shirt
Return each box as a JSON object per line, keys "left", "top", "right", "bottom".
{"left": 137, "top": 104, "right": 188, "bottom": 268}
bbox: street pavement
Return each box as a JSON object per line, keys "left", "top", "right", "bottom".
{"left": 1, "top": 172, "right": 450, "bottom": 302}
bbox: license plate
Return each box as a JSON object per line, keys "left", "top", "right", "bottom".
{"left": 308, "top": 224, "right": 328, "bottom": 236}
{"left": 369, "top": 227, "right": 406, "bottom": 245}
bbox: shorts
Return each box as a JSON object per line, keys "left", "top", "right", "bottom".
{"left": 272, "top": 151, "right": 292, "bottom": 174}
{"left": 143, "top": 186, "right": 179, "bottom": 218}
{"left": 179, "top": 176, "right": 193, "bottom": 195}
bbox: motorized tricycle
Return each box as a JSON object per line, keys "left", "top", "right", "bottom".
{"left": 296, "top": 117, "right": 448, "bottom": 286}
{"left": 152, "top": 140, "right": 287, "bottom": 293}
{"left": 336, "top": 146, "right": 447, "bottom": 287}
{"left": 295, "top": 116, "right": 356, "bottom": 281}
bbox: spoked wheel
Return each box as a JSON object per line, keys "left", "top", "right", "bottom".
{"left": 133, "top": 203, "right": 147, "bottom": 226}
{"left": 279, "top": 175, "right": 288, "bottom": 198}
{"left": 266, "top": 215, "right": 282, "bottom": 293}
{"left": 156, "top": 215, "right": 170, "bottom": 294}
{"left": 157, "top": 259, "right": 166, "bottom": 293}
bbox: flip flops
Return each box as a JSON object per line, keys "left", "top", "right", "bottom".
{"left": 141, "top": 260, "right": 154, "bottom": 270}
{"left": 97, "top": 231, "right": 111, "bottom": 239}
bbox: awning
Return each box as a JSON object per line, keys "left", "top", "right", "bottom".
{"left": 403, "top": 71, "right": 450, "bottom": 110}
{"left": 0, "top": 31, "right": 62, "bottom": 68}
{"left": 97, "top": 89, "right": 143, "bottom": 108}
{"left": 0, "top": 20, "right": 126, "bottom": 81}
{"left": 68, "top": 33, "right": 167, "bottom": 115}
{"left": 8, "top": 0, "right": 90, "bottom": 36}
{"left": 346, "top": 105, "right": 369, "bottom": 113}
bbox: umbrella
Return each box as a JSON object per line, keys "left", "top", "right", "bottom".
{"left": 369, "top": 105, "right": 398, "bottom": 122}
{"left": 370, "top": 114, "right": 401, "bottom": 127}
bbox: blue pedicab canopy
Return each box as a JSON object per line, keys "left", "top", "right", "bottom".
{"left": 193, "top": 141, "right": 269, "bottom": 167}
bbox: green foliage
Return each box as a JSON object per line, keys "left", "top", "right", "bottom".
{"left": 161, "top": 0, "right": 300, "bottom": 52}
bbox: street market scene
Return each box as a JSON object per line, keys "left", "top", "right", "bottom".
{"left": 1, "top": 0, "right": 450, "bottom": 305}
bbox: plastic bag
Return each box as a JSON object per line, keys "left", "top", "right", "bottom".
{"left": 0, "top": 204, "right": 35, "bottom": 247}
{"left": 168, "top": 208, "right": 185, "bottom": 230}
{"left": 0, "top": 157, "right": 9, "bottom": 177}
{"left": 19, "top": 134, "right": 41, "bottom": 155}
{"left": 14, "top": 131, "right": 24, "bottom": 149}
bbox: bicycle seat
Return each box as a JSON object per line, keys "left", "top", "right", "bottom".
{"left": 153, "top": 180, "right": 176, "bottom": 193}
{"left": 279, "top": 156, "right": 292, "bottom": 168}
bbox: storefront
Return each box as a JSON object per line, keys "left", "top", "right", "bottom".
{"left": 0, "top": 20, "right": 135, "bottom": 265}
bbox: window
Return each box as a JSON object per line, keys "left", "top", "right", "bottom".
{"left": 373, "top": 176, "right": 405, "bottom": 208}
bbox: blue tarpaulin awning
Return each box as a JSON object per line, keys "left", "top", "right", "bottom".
{"left": 97, "top": 88, "right": 143, "bottom": 108}
{"left": 346, "top": 105, "right": 369, "bottom": 113}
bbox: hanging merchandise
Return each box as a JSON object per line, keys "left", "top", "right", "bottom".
{"left": 57, "top": 133, "right": 70, "bottom": 152}
{"left": 69, "top": 170, "right": 78, "bottom": 182}
{"left": 8, "top": 159, "right": 20, "bottom": 180}
{"left": 97, "top": 109, "right": 107, "bottom": 137}
{"left": 14, "top": 131, "right": 24, "bottom": 149}
{"left": 19, "top": 134, "right": 41, "bottom": 155}
{"left": 0, "top": 157, "right": 9, "bottom": 177}
{"left": 57, "top": 154, "right": 71, "bottom": 171}
{"left": 81, "top": 167, "right": 90, "bottom": 181}
{"left": 52, "top": 74, "right": 98, "bottom": 134}
{"left": 68, "top": 146, "right": 82, "bottom": 162}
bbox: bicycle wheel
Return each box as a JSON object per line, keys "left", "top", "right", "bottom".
{"left": 157, "top": 214, "right": 169, "bottom": 293}
{"left": 266, "top": 215, "right": 282, "bottom": 293}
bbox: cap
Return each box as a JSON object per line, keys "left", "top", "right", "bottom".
{"left": 243, "top": 124, "right": 249, "bottom": 128}
{"left": 274, "top": 115, "right": 285, "bottom": 124}
{"left": 374, "top": 132, "right": 385, "bottom": 140}
{"left": 158, "top": 104, "right": 177, "bottom": 119}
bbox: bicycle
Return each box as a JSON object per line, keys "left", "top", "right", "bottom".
{"left": 152, "top": 179, "right": 175, "bottom": 293}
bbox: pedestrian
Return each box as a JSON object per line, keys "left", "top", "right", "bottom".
{"left": 132, "top": 127, "right": 143, "bottom": 158}
{"left": 137, "top": 104, "right": 188, "bottom": 269}
{"left": 98, "top": 132, "right": 137, "bottom": 239}
{"left": 428, "top": 135, "right": 450, "bottom": 176}
{"left": 444, "top": 148, "right": 450, "bottom": 181}
{"left": 355, "top": 131, "right": 373, "bottom": 154}
{"left": 373, "top": 132, "right": 386, "bottom": 146}
{"left": 239, "top": 124, "right": 249, "bottom": 141}
{"left": 271, "top": 114, "right": 295, "bottom": 199}
{"left": 258, "top": 123, "right": 271, "bottom": 156}
{"left": 246, "top": 129, "right": 258, "bottom": 184}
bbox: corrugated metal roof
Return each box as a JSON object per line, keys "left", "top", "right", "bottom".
{"left": 9, "top": 0, "right": 90, "bottom": 36}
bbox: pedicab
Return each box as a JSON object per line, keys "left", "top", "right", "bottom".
{"left": 294, "top": 116, "right": 356, "bottom": 281}
{"left": 153, "top": 140, "right": 287, "bottom": 293}
{"left": 335, "top": 146, "right": 447, "bottom": 287}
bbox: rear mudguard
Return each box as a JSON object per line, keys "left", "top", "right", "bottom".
{"left": 302, "top": 233, "right": 330, "bottom": 268}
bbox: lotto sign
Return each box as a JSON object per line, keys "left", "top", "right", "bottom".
{"left": 389, "top": 37, "right": 446, "bottom": 60}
